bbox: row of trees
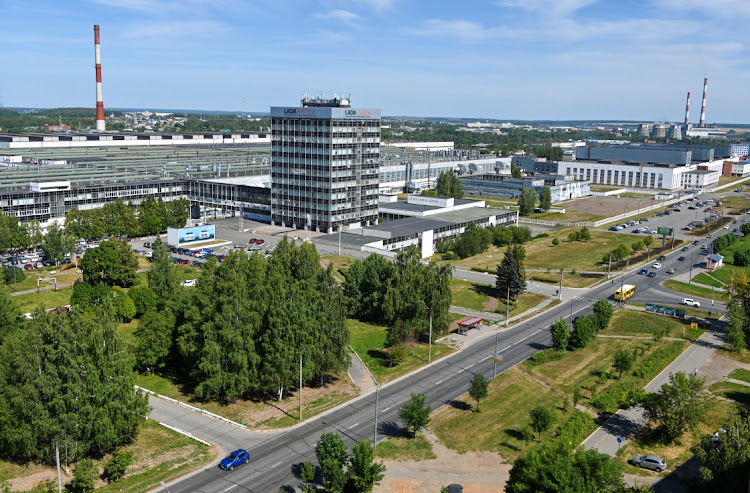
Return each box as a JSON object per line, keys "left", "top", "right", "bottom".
{"left": 550, "top": 300, "right": 614, "bottom": 352}
{"left": 310, "top": 432, "right": 385, "bottom": 493}
{"left": 342, "top": 248, "right": 452, "bottom": 348}
{"left": 0, "top": 291, "right": 148, "bottom": 464}
{"left": 437, "top": 224, "right": 533, "bottom": 260}
{"left": 65, "top": 197, "right": 189, "bottom": 240}
{"left": 0, "top": 212, "right": 77, "bottom": 265}
{"left": 517, "top": 187, "right": 552, "bottom": 216}
{"left": 133, "top": 239, "right": 350, "bottom": 403}
{"left": 435, "top": 170, "right": 464, "bottom": 198}
{"left": 602, "top": 235, "right": 655, "bottom": 264}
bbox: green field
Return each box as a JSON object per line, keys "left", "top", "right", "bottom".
{"left": 13, "top": 287, "right": 73, "bottom": 313}
{"left": 663, "top": 280, "right": 723, "bottom": 301}
{"left": 728, "top": 368, "right": 750, "bottom": 384}
{"left": 692, "top": 272, "right": 725, "bottom": 288}
{"left": 604, "top": 310, "right": 704, "bottom": 340}
{"left": 709, "top": 381, "right": 750, "bottom": 405}
{"left": 450, "top": 278, "right": 493, "bottom": 311}
{"left": 347, "top": 318, "right": 454, "bottom": 384}
{"left": 708, "top": 264, "right": 750, "bottom": 284}
{"left": 3, "top": 264, "right": 82, "bottom": 293}
{"left": 375, "top": 433, "right": 437, "bottom": 462}
{"left": 430, "top": 320, "right": 688, "bottom": 461}
{"left": 0, "top": 420, "right": 214, "bottom": 492}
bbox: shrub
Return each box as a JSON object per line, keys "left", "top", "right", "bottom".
{"left": 589, "top": 381, "right": 641, "bottom": 413}
{"left": 552, "top": 238, "right": 560, "bottom": 246}
{"left": 557, "top": 410, "right": 596, "bottom": 443}
{"left": 387, "top": 344, "right": 407, "bottom": 366}
{"left": 527, "top": 348, "right": 565, "bottom": 367}
{"left": 1, "top": 267, "right": 26, "bottom": 285}
{"left": 103, "top": 449, "right": 133, "bottom": 482}
{"left": 535, "top": 233, "right": 550, "bottom": 239}
{"left": 632, "top": 341, "right": 685, "bottom": 379}
{"left": 70, "top": 459, "right": 97, "bottom": 492}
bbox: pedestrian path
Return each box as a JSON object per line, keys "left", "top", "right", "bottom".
{"left": 582, "top": 327, "right": 725, "bottom": 456}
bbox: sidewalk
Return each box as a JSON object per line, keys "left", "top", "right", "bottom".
{"left": 582, "top": 326, "right": 725, "bottom": 456}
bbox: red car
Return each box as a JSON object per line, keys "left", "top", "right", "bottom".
{"left": 256, "top": 239, "right": 265, "bottom": 245}
{"left": 24, "top": 264, "right": 33, "bottom": 270}
{"left": 179, "top": 259, "right": 189, "bottom": 264}
{"left": 248, "top": 238, "right": 258, "bottom": 244}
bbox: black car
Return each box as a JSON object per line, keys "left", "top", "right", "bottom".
{"left": 647, "top": 271, "right": 657, "bottom": 277}
{"left": 678, "top": 256, "right": 686, "bottom": 261}
{"left": 693, "top": 240, "right": 699, "bottom": 245}
{"left": 657, "top": 255, "right": 666, "bottom": 261}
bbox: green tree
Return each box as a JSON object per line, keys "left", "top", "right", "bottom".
{"left": 0, "top": 287, "right": 21, "bottom": 341}
{"left": 41, "top": 221, "right": 75, "bottom": 264}
{"left": 435, "top": 170, "right": 464, "bottom": 198}
{"left": 692, "top": 406, "right": 750, "bottom": 491}
{"left": 135, "top": 310, "right": 175, "bottom": 371}
{"left": 146, "top": 241, "right": 180, "bottom": 307}
{"left": 510, "top": 163, "right": 523, "bottom": 178}
{"left": 103, "top": 449, "right": 134, "bottom": 482}
{"left": 725, "top": 304, "right": 747, "bottom": 352}
{"left": 114, "top": 294, "right": 136, "bottom": 321}
{"left": 639, "top": 371, "right": 709, "bottom": 442}
{"left": 520, "top": 425, "right": 535, "bottom": 445}
{"left": 128, "top": 285, "right": 159, "bottom": 316}
{"left": 612, "top": 349, "right": 633, "bottom": 379}
{"left": 300, "top": 461, "right": 316, "bottom": 493}
{"left": 552, "top": 237, "right": 560, "bottom": 247}
{"left": 80, "top": 239, "right": 138, "bottom": 287}
{"left": 550, "top": 319, "right": 570, "bottom": 352}
{"left": 569, "top": 315, "right": 596, "bottom": 349}
{"left": 539, "top": 187, "right": 552, "bottom": 211}
{"left": 468, "top": 373, "right": 488, "bottom": 412}
{"left": 0, "top": 311, "right": 149, "bottom": 463}
{"left": 27, "top": 220, "right": 44, "bottom": 247}
{"left": 496, "top": 244, "right": 527, "bottom": 302}
{"left": 346, "top": 440, "right": 386, "bottom": 493}
{"left": 69, "top": 459, "right": 97, "bottom": 492}
{"left": 631, "top": 240, "right": 644, "bottom": 253}
{"left": 741, "top": 222, "right": 750, "bottom": 236}
{"left": 643, "top": 235, "right": 654, "bottom": 249}
{"left": 529, "top": 406, "right": 554, "bottom": 441}
{"left": 568, "top": 231, "right": 580, "bottom": 242}
{"left": 316, "top": 432, "right": 348, "bottom": 493}
{"left": 517, "top": 188, "right": 536, "bottom": 216}
{"left": 506, "top": 440, "right": 625, "bottom": 493}
{"left": 0, "top": 212, "right": 31, "bottom": 253}
{"left": 578, "top": 227, "right": 591, "bottom": 242}
{"left": 398, "top": 393, "right": 432, "bottom": 438}
{"left": 592, "top": 299, "right": 614, "bottom": 331}
{"left": 573, "top": 387, "right": 583, "bottom": 407}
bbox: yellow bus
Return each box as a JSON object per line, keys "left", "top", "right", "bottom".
{"left": 614, "top": 284, "right": 636, "bottom": 301}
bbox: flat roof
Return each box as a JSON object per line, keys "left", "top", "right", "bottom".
{"left": 378, "top": 198, "right": 478, "bottom": 214}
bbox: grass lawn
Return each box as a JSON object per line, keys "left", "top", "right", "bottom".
{"left": 374, "top": 433, "right": 437, "bottom": 462}
{"left": 617, "top": 399, "right": 735, "bottom": 479}
{"left": 347, "top": 318, "right": 454, "bottom": 384}
{"left": 13, "top": 287, "right": 73, "bottom": 313}
{"left": 531, "top": 272, "right": 606, "bottom": 288}
{"left": 603, "top": 310, "right": 704, "bottom": 340}
{"left": 728, "top": 368, "right": 750, "bottom": 383}
{"left": 430, "top": 329, "right": 687, "bottom": 461}
{"left": 716, "top": 348, "right": 750, "bottom": 365}
{"left": 321, "top": 254, "right": 357, "bottom": 281}
{"left": 4, "top": 265, "right": 82, "bottom": 293}
{"left": 532, "top": 210, "right": 607, "bottom": 222}
{"left": 0, "top": 419, "right": 215, "bottom": 492}
{"left": 461, "top": 194, "right": 518, "bottom": 208}
{"left": 663, "top": 280, "right": 724, "bottom": 301}
{"left": 708, "top": 264, "right": 750, "bottom": 284}
{"left": 719, "top": 175, "right": 746, "bottom": 186}
{"left": 136, "top": 367, "right": 359, "bottom": 429}
{"left": 709, "top": 381, "right": 750, "bottom": 405}
{"left": 501, "top": 292, "right": 549, "bottom": 318}
{"left": 450, "top": 278, "right": 494, "bottom": 311}
{"left": 692, "top": 272, "right": 725, "bottom": 288}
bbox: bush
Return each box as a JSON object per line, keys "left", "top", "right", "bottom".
{"left": 589, "top": 381, "right": 641, "bottom": 413}
{"left": 557, "top": 410, "right": 595, "bottom": 443}
{"left": 103, "top": 449, "right": 133, "bottom": 482}
{"left": 114, "top": 295, "right": 136, "bottom": 321}
{"left": 128, "top": 285, "right": 158, "bottom": 315}
{"left": 1, "top": 267, "right": 26, "bottom": 285}
{"left": 632, "top": 341, "right": 685, "bottom": 379}
{"left": 535, "top": 233, "right": 550, "bottom": 239}
{"left": 552, "top": 238, "right": 560, "bottom": 246}
{"left": 527, "top": 348, "right": 565, "bottom": 367}
{"left": 387, "top": 344, "right": 407, "bottom": 367}
{"left": 70, "top": 459, "right": 97, "bottom": 492}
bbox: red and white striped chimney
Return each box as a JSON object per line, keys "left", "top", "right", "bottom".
{"left": 94, "top": 25, "right": 105, "bottom": 132}
{"left": 699, "top": 77, "right": 708, "bottom": 127}
{"left": 684, "top": 92, "right": 690, "bottom": 125}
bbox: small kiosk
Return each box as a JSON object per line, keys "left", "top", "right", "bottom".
{"left": 457, "top": 317, "right": 484, "bottom": 336}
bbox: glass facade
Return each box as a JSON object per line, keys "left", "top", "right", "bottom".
{"left": 270, "top": 107, "right": 381, "bottom": 233}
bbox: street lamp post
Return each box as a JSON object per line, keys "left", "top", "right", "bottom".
{"left": 689, "top": 254, "right": 694, "bottom": 284}
{"left": 493, "top": 332, "right": 499, "bottom": 378}
{"left": 372, "top": 386, "right": 379, "bottom": 447}
{"left": 506, "top": 285, "right": 510, "bottom": 327}
{"left": 428, "top": 310, "right": 433, "bottom": 363}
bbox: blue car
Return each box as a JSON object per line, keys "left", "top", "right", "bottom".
{"left": 639, "top": 269, "right": 648, "bottom": 275}
{"left": 219, "top": 449, "right": 249, "bottom": 470}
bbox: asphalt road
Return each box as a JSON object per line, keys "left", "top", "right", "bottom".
{"left": 163, "top": 227, "right": 725, "bottom": 492}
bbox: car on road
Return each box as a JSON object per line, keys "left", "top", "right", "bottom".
{"left": 631, "top": 455, "right": 667, "bottom": 472}
{"left": 639, "top": 269, "right": 648, "bottom": 275}
{"left": 647, "top": 271, "right": 657, "bottom": 277}
{"left": 219, "top": 449, "right": 249, "bottom": 471}
{"left": 681, "top": 226, "right": 693, "bottom": 231}
{"left": 678, "top": 256, "right": 686, "bottom": 261}
{"left": 682, "top": 246, "right": 689, "bottom": 251}
{"left": 652, "top": 262, "right": 662, "bottom": 269}
{"left": 682, "top": 298, "right": 700, "bottom": 307}
{"left": 234, "top": 244, "right": 245, "bottom": 249}
{"left": 693, "top": 240, "right": 700, "bottom": 245}
{"left": 181, "top": 279, "right": 197, "bottom": 287}
{"left": 724, "top": 225, "right": 730, "bottom": 229}
{"left": 649, "top": 230, "right": 658, "bottom": 234}
{"left": 657, "top": 255, "right": 666, "bottom": 261}
{"left": 667, "top": 268, "right": 676, "bottom": 274}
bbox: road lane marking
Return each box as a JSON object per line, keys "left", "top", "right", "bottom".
{"left": 466, "top": 363, "right": 475, "bottom": 368}
{"left": 500, "top": 345, "right": 511, "bottom": 352}
{"left": 478, "top": 356, "right": 490, "bottom": 362}
{"left": 514, "top": 329, "right": 542, "bottom": 345}
{"left": 271, "top": 461, "right": 282, "bottom": 468}
{"left": 225, "top": 485, "right": 237, "bottom": 492}
{"left": 435, "top": 380, "right": 443, "bottom": 385}
{"left": 381, "top": 406, "right": 391, "bottom": 413}
{"left": 349, "top": 422, "right": 360, "bottom": 429}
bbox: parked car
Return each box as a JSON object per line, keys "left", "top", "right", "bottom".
{"left": 179, "top": 259, "right": 189, "bottom": 265}
{"left": 639, "top": 269, "right": 648, "bottom": 275}
{"left": 678, "top": 256, "right": 686, "bottom": 261}
{"left": 682, "top": 226, "right": 693, "bottom": 231}
{"left": 682, "top": 298, "right": 700, "bottom": 307}
{"left": 24, "top": 264, "right": 33, "bottom": 270}
{"left": 181, "top": 279, "right": 197, "bottom": 287}
{"left": 631, "top": 455, "right": 667, "bottom": 472}
{"left": 693, "top": 240, "right": 700, "bottom": 245}
{"left": 652, "top": 262, "right": 662, "bottom": 269}
{"left": 219, "top": 449, "right": 249, "bottom": 471}
{"left": 649, "top": 230, "right": 658, "bottom": 234}
{"left": 234, "top": 244, "right": 245, "bottom": 249}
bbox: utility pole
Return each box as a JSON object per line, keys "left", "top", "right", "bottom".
{"left": 428, "top": 310, "right": 433, "bottom": 363}
{"left": 689, "top": 254, "right": 694, "bottom": 284}
{"left": 373, "top": 386, "right": 379, "bottom": 447}
{"left": 493, "top": 332, "right": 499, "bottom": 378}
{"left": 338, "top": 227, "right": 341, "bottom": 256}
{"left": 607, "top": 252, "right": 612, "bottom": 280}
{"left": 55, "top": 440, "right": 62, "bottom": 493}
{"left": 299, "top": 353, "right": 302, "bottom": 421}
{"left": 619, "top": 273, "right": 625, "bottom": 307}
{"left": 558, "top": 267, "right": 564, "bottom": 300}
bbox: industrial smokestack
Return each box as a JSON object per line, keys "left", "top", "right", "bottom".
{"left": 684, "top": 92, "right": 690, "bottom": 125}
{"left": 94, "top": 25, "right": 105, "bottom": 132}
{"left": 699, "top": 77, "right": 708, "bottom": 127}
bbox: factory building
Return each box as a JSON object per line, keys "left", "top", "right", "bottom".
{"left": 270, "top": 97, "right": 381, "bottom": 234}
{"left": 458, "top": 173, "right": 590, "bottom": 202}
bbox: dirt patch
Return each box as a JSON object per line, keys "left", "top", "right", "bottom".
{"left": 563, "top": 195, "right": 649, "bottom": 217}
{"left": 8, "top": 469, "right": 60, "bottom": 492}
{"left": 375, "top": 430, "right": 510, "bottom": 493}
{"left": 482, "top": 296, "right": 499, "bottom": 312}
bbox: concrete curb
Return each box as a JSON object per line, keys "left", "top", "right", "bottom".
{"left": 136, "top": 385, "right": 247, "bottom": 429}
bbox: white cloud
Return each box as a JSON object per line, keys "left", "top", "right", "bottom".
{"left": 313, "top": 9, "right": 360, "bottom": 22}
{"left": 353, "top": 0, "right": 396, "bottom": 13}
{"left": 412, "top": 19, "right": 506, "bottom": 43}
{"left": 497, "top": 0, "right": 598, "bottom": 16}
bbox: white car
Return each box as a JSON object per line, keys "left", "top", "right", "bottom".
{"left": 181, "top": 279, "right": 197, "bottom": 287}
{"left": 652, "top": 262, "right": 662, "bottom": 269}
{"left": 649, "top": 230, "right": 658, "bottom": 234}
{"left": 682, "top": 298, "right": 700, "bottom": 307}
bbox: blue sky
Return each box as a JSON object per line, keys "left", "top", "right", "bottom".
{"left": 2, "top": 0, "right": 749, "bottom": 122}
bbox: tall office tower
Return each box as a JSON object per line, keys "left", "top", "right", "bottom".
{"left": 270, "top": 95, "right": 381, "bottom": 234}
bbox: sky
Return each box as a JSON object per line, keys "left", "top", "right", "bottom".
{"left": 2, "top": 0, "right": 749, "bottom": 122}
